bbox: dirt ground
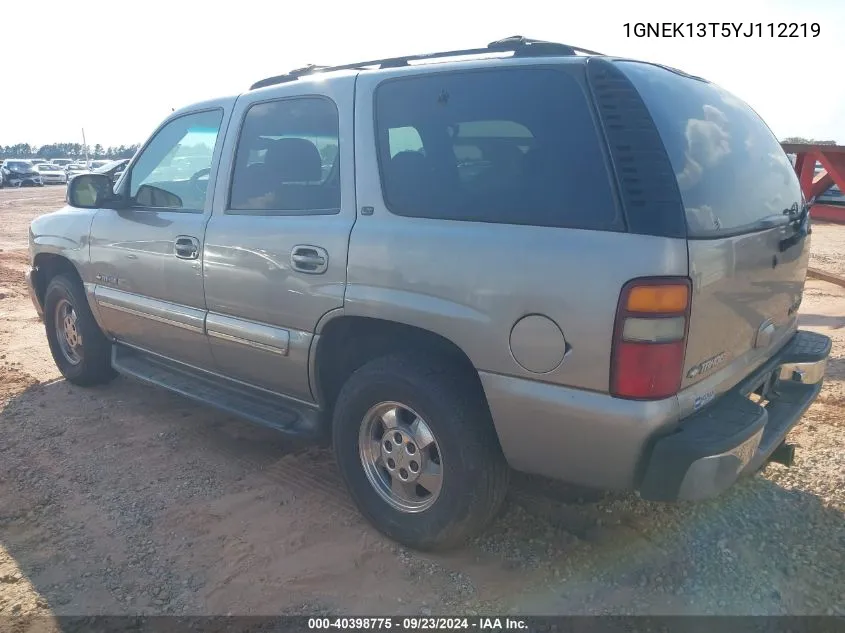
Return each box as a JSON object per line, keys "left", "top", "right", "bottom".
{"left": 1, "top": 187, "right": 844, "bottom": 619}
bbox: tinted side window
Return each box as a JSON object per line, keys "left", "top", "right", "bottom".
{"left": 618, "top": 61, "right": 802, "bottom": 238}
{"left": 129, "top": 109, "right": 223, "bottom": 211}
{"left": 229, "top": 97, "right": 340, "bottom": 214}
{"left": 375, "top": 68, "right": 619, "bottom": 229}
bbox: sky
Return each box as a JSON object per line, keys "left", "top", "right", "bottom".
{"left": 2, "top": 0, "right": 843, "bottom": 149}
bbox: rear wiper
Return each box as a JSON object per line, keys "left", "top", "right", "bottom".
{"left": 779, "top": 202, "right": 811, "bottom": 252}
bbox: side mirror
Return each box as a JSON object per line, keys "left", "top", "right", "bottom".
{"left": 67, "top": 173, "right": 121, "bottom": 209}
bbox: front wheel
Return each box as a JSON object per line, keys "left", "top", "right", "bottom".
{"left": 333, "top": 354, "right": 509, "bottom": 550}
{"left": 44, "top": 274, "right": 116, "bottom": 386}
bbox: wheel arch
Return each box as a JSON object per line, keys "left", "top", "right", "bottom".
{"left": 32, "top": 253, "right": 84, "bottom": 305}
{"left": 312, "top": 314, "right": 488, "bottom": 417}
{"left": 32, "top": 253, "right": 107, "bottom": 332}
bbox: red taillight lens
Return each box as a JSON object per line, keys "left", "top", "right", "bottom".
{"left": 612, "top": 341, "right": 686, "bottom": 399}
{"left": 610, "top": 277, "right": 692, "bottom": 400}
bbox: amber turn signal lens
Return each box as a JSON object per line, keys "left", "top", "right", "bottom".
{"left": 626, "top": 284, "right": 689, "bottom": 314}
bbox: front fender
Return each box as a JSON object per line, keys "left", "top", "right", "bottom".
{"left": 29, "top": 207, "right": 103, "bottom": 329}
{"left": 29, "top": 206, "right": 98, "bottom": 281}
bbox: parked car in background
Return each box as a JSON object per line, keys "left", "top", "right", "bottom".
{"left": 65, "top": 163, "right": 89, "bottom": 180}
{"left": 92, "top": 158, "right": 130, "bottom": 183}
{"left": 35, "top": 162, "right": 68, "bottom": 185}
{"left": 88, "top": 160, "right": 112, "bottom": 170}
{"left": 1, "top": 160, "right": 43, "bottom": 187}
{"left": 817, "top": 184, "right": 845, "bottom": 205}
{"left": 813, "top": 165, "right": 845, "bottom": 206}
{"left": 50, "top": 158, "right": 74, "bottom": 168}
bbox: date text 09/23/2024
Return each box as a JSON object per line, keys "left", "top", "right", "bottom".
{"left": 624, "top": 22, "right": 820, "bottom": 38}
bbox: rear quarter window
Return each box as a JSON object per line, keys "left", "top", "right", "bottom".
{"left": 618, "top": 61, "right": 802, "bottom": 238}
{"left": 375, "top": 67, "right": 621, "bottom": 230}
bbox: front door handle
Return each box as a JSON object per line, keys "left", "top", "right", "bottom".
{"left": 290, "top": 245, "right": 329, "bottom": 274}
{"left": 174, "top": 236, "right": 200, "bottom": 260}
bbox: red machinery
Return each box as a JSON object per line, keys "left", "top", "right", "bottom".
{"left": 782, "top": 143, "right": 845, "bottom": 223}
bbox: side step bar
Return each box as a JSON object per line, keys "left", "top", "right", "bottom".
{"left": 112, "top": 343, "right": 326, "bottom": 440}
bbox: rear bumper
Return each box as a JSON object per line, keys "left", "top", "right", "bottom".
{"left": 639, "top": 330, "right": 831, "bottom": 501}
{"left": 482, "top": 329, "right": 830, "bottom": 496}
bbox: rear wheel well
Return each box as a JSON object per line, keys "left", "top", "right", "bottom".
{"left": 33, "top": 254, "right": 83, "bottom": 304}
{"left": 315, "top": 317, "right": 484, "bottom": 415}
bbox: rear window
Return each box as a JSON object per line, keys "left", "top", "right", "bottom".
{"left": 375, "top": 67, "right": 620, "bottom": 230}
{"left": 618, "top": 61, "right": 801, "bottom": 238}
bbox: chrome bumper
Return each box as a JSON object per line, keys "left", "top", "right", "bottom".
{"left": 779, "top": 358, "right": 827, "bottom": 386}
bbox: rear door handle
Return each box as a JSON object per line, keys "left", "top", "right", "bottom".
{"left": 290, "top": 245, "right": 329, "bottom": 274}
{"left": 174, "top": 236, "right": 200, "bottom": 260}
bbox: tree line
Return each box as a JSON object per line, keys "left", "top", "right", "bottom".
{"left": 0, "top": 142, "right": 140, "bottom": 160}
{"left": 781, "top": 137, "right": 837, "bottom": 146}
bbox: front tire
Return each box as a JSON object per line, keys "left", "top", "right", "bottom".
{"left": 333, "top": 354, "right": 509, "bottom": 550}
{"left": 44, "top": 274, "right": 115, "bottom": 386}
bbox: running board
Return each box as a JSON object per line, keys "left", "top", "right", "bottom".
{"left": 111, "top": 343, "right": 325, "bottom": 440}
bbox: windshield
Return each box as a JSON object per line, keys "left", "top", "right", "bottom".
{"left": 90, "top": 161, "right": 109, "bottom": 168}
{"left": 36, "top": 163, "right": 58, "bottom": 171}
{"left": 5, "top": 161, "right": 32, "bottom": 170}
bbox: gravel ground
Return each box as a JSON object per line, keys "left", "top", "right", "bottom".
{"left": 810, "top": 220, "right": 845, "bottom": 278}
{"left": 0, "top": 187, "right": 843, "bottom": 619}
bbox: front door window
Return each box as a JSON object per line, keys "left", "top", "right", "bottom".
{"left": 128, "top": 109, "right": 224, "bottom": 211}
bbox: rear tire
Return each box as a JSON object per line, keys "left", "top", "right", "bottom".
{"left": 44, "top": 274, "right": 116, "bottom": 386}
{"left": 332, "top": 354, "right": 509, "bottom": 550}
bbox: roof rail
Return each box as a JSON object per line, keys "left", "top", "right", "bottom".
{"left": 249, "top": 36, "right": 605, "bottom": 90}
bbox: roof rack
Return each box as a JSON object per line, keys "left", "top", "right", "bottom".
{"left": 249, "top": 36, "right": 605, "bottom": 90}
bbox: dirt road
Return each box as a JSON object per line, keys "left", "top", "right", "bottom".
{"left": 1, "top": 187, "right": 844, "bottom": 618}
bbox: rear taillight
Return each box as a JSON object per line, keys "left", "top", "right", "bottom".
{"left": 610, "top": 277, "right": 692, "bottom": 400}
